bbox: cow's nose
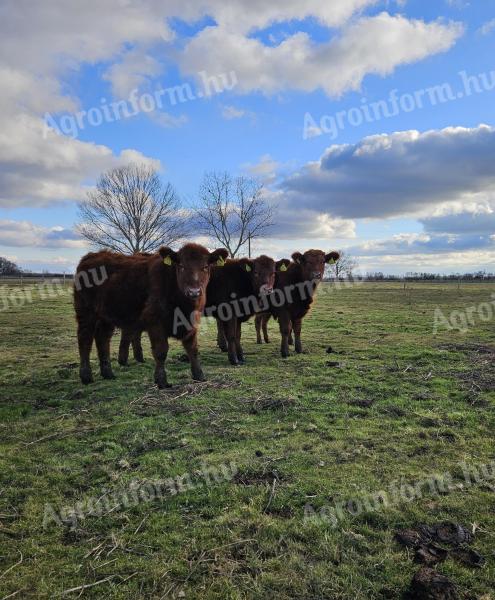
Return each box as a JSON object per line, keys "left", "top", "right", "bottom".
{"left": 186, "top": 288, "right": 202, "bottom": 298}
{"left": 259, "top": 284, "right": 273, "bottom": 295}
{"left": 312, "top": 272, "right": 322, "bottom": 279}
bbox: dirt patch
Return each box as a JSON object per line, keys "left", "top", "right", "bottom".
{"left": 439, "top": 343, "right": 495, "bottom": 400}
{"left": 240, "top": 396, "right": 296, "bottom": 414}
{"left": 233, "top": 469, "right": 285, "bottom": 485}
{"left": 348, "top": 398, "right": 375, "bottom": 408}
{"left": 380, "top": 405, "right": 407, "bottom": 418}
{"left": 406, "top": 566, "right": 458, "bottom": 600}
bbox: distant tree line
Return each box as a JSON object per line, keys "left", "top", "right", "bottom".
{"left": 365, "top": 271, "right": 495, "bottom": 281}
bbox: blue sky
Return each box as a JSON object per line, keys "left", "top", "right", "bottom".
{"left": 0, "top": 0, "right": 494, "bottom": 274}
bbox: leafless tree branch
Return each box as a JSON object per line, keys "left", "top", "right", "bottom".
{"left": 193, "top": 171, "right": 274, "bottom": 257}
{"left": 77, "top": 164, "right": 188, "bottom": 253}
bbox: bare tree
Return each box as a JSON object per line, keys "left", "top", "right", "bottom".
{"left": 328, "top": 250, "right": 357, "bottom": 279}
{"left": 194, "top": 171, "right": 274, "bottom": 257}
{"left": 77, "top": 164, "right": 187, "bottom": 253}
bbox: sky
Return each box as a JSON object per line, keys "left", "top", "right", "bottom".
{"left": 0, "top": 0, "right": 494, "bottom": 275}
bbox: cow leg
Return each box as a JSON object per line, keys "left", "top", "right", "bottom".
{"left": 278, "top": 311, "right": 291, "bottom": 358}
{"left": 288, "top": 322, "right": 294, "bottom": 345}
{"left": 255, "top": 315, "right": 263, "bottom": 344}
{"left": 132, "top": 332, "right": 145, "bottom": 363}
{"left": 235, "top": 319, "right": 245, "bottom": 364}
{"left": 148, "top": 326, "right": 170, "bottom": 389}
{"left": 216, "top": 319, "right": 228, "bottom": 352}
{"left": 118, "top": 329, "right": 132, "bottom": 366}
{"left": 182, "top": 331, "right": 206, "bottom": 382}
{"left": 293, "top": 318, "right": 303, "bottom": 353}
{"left": 223, "top": 319, "right": 239, "bottom": 365}
{"left": 95, "top": 320, "right": 115, "bottom": 379}
{"left": 262, "top": 314, "right": 271, "bottom": 344}
{"left": 77, "top": 315, "right": 95, "bottom": 384}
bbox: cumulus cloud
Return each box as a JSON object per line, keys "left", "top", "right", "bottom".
{"left": 0, "top": 1, "right": 167, "bottom": 209}
{"left": 348, "top": 232, "right": 495, "bottom": 256}
{"left": 180, "top": 13, "right": 462, "bottom": 97}
{"left": 0, "top": 113, "right": 160, "bottom": 208}
{"left": 243, "top": 155, "right": 280, "bottom": 184}
{"left": 281, "top": 125, "right": 495, "bottom": 219}
{"left": 0, "top": 220, "right": 88, "bottom": 249}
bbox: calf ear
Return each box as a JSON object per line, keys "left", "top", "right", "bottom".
{"left": 238, "top": 258, "right": 254, "bottom": 272}
{"left": 276, "top": 259, "right": 291, "bottom": 272}
{"left": 159, "top": 246, "right": 178, "bottom": 266}
{"left": 325, "top": 251, "right": 340, "bottom": 265}
{"left": 291, "top": 252, "right": 304, "bottom": 264}
{"left": 209, "top": 248, "right": 229, "bottom": 266}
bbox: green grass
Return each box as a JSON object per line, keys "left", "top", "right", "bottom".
{"left": 1, "top": 282, "right": 494, "bottom": 599}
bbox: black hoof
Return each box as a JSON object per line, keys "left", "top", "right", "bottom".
{"left": 155, "top": 379, "right": 171, "bottom": 389}
{"left": 101, "top": 370, "right": 116, "bottom": 380}
{"left": 80, "top": 368, "right": 93, "bottom": 385}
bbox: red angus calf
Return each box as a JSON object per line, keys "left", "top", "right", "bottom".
{"left": 206, "top": 255, "right": 290, "bottom": 365}
{"left": 74, "top": 243, "right": 228, "bottom": 388}
{"left": 255, "top": 249, "right": 339, "bottom": 358}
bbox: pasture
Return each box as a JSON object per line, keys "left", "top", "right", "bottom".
{"left": 0, "top": 280, "right": 494, "bottom": 599}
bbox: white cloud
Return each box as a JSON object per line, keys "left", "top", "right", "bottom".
{"left": 103, "top": 49, "right": 163, "bottom": 98}
{"left": 281, "top": 125, "right": 495, "bottom": 219}
{"left": 243, "top": 154, "right": 279, "bottom": 184}
{"left": 0, "top": 112, "right": 160, "bottom": 207}
{"left": 0, "top": 220, "right": 88, "bottom": 249}
{"left": 180, "top": 13, "right": 462, "bottom": 97}
{"left": 0, "top": 2, "right": 168, "bottom": 209}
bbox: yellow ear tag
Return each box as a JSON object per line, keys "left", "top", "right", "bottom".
{"left": 216, "top": 256, "right": 225, "bottom": 267}
{"left": 327, "top": 258, "right": 336, "bottom": 265}
{"left": 280, "top": 263, "right": 288, "bottom": 272}
{"left": 245, "top": 264, "right": 252, "bottom": 272}
{"left": 163, "top": 256, "right": 172, "bottom": 266}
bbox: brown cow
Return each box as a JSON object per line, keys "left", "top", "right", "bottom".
{"left": 74, "top": 243, "right": 228, "bottom": 388}
{"left": 255, "top": 249, "right": 339, "bottom": 358}
{"left": 206, "top": 255, "right": 290, "bottom": 365}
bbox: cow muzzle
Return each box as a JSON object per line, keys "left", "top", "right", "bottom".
{"left": 312, "top": 272, "right": 322, "bottom": 280}
{"left": 185, "top": 287, "right": 202, "bottom": 298}
{"left": 259, "top": 284, "right": 273, "bottom": 295}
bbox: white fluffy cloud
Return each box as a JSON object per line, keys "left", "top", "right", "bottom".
{"left": 0, "top": 1, "right": 167, "bottom": 209}
{"left": 0, "top": 220, "right": 87, "bottom": 249}
{"left": 180, "top": 13, "right": 462, "bottom": 97}
{"left": 281, "top": 125, "right": 495, "bottom": 219}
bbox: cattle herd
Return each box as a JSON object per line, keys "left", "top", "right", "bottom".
{"left": 74, "top": 243, "right": 339, "bottom": 388}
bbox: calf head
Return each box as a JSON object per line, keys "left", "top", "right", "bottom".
{"left": 239, "top": 255, "right": 291, "bottom": 295}
{"left": 160, "top": 244, "right": 228, "bottom": 299}
{"left": 291, "top": 249, "right": 340, "bottom": 282}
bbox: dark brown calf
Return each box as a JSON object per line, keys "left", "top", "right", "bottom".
{"left": 74, "top": 243, "right": 228, "bottom": 388}
{"left": 255, "top": 249, "right": 339, "bottom": 358}
{"left": 206, "top": 255, "right": 290, "bottom": 365}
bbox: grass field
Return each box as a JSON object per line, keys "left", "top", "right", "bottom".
{"left": 1, "top": 281, "right": 494, "bottom": 599}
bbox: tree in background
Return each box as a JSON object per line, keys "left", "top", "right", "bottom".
{"left": 77, "top": 164, "right": 188, "bottom": 254}
{"left": 328, "top": 250, "right": 358, "bottom": 279}
{"left": 194, "top": 171, "right": 274, "bottom": 257}
{"left": 0, "top": 256, "right": 22, "bottom": 275}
